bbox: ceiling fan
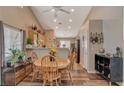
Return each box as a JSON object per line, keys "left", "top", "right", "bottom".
{"left": 42, "top": 6, "right": 70, "bottom": 18}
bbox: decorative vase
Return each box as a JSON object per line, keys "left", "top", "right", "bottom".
{"left": 49, "top": 52, "right": 55, "bottom": 61}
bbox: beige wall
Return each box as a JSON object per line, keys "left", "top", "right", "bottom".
{"left": 86, "top": 6, "right": 122, "bottom": 20}
{"left": 0, "top": 6, "right": 43, "bottom": 30}
{"left": 86, "top": 6, "right": 123, "bottom": 54}
{"left": 0, "top": 6, "right": 47, "bottom": 46}
{"left": 56, "top": 38, "right": 76, "bottom": 43}
{"left": 89, "top": 20, "right": 103, "bottom": 72}
{"left": 80, "top": 20, "right": 103, "bottom": 72}
{"left": 44, "top": 30, "right": 55, "bottom": 47}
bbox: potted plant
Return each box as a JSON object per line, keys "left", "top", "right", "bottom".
{"left": 6, "top": 57, "right": 12, "bottom": 67}
{"left": 26, "top": 37, "right": 33, "bottom": 48}
{"left": 17, "top": 51, "right": 26, "bottom": 63}
{"left": 6, "top": 48, "right": 19, "bottom": 67}
{"left": 6, "top": 48, "right": 26, "bottom": 67}
{"left": 49, "top": 48, "right": 57, "bottom": 61}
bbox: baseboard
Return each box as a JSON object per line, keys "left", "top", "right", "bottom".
{"left": 79, "top": 62, "right": 84, "bottom": 67}
{"left": 79, "top": 63, "right": 97, "bottom": 74}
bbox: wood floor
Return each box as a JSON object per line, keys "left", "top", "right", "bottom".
{"left": 18, "top": 63, "right": 109, "bottom": 86}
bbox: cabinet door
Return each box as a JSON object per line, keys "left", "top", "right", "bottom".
{"left": 110, "top": 58, "right": 123, "bottom": 82}
{"left": 103, "top": 57, "right": 110, "bottom": 78}
{"left": 3, "top": 69, "right": 15, "bottom": 85}
{"left": 26, "top": 64, "right": 32, "bottom": 75}
{"left": 15, "top": 68, "right": 26, "bottom": 84}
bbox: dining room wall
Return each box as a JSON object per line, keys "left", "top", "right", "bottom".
{"left": 79, "top": 6, "right": 123, "bottom": 73}
{"left": 56, "top": 38, "right": 76, "bottom": 43}
{"left": 0, "top": 6, "right": 43, "bottom": 30}
{"left": 103, "top": 19, "right": 123, "bottom": 54}
{"left": 44, "top": 30, "right": 55, "bottom": 48}
{"left": 85, "top": 6, "right": 123, "bottom": 54}
{"left": 0, "top": 6, "right": 46, "bottom": 43}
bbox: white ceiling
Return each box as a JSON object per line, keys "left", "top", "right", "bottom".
{"left": 31, "top": 6, "right": 91, "bottom": 38}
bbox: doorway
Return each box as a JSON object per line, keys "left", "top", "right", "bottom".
{"left": 77, "top": 39, "right": 80, "bottom": 64}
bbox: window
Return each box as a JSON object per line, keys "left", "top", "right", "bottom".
{"left": 3, "top": 24, "right": 23, "bottom": 65}
{"left": 60, "top": 40, "right": 70, "bottom": 48}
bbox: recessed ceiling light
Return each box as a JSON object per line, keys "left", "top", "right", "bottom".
{"left": 53, "top": 19, "right": 57, "bottom": 22}
{"left": 70, "top": 9, "right": 75, "bottom": 12}
{"left": 20, "top": 6, "right": 23, "bottom": 8}
{"left": 69, "top": 19, "right": 72, "bottom": 22}
{"left": 68, "top": 26, "right": 71, "bottom": 29}
{"left": 55, "top": 26, "right": 58, "bottom": 29}
{"left": 51, "top": 9, "right": 55, "bottom": 12}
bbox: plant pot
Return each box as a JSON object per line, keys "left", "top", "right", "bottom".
{"left": 18, "top": 60, "right": 24, "bottom": 63}
{"left": 26, "top": 44, "right": 33, "bottom": 49}
{"left": 49, "top": 56, "right": 55, "bottom": 61}
{"left": 7, "top": 63, "right": 11, "bottom": 67}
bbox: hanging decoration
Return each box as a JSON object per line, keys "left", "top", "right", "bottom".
{"left": 90, "top": 32, "right": 104, "bottom": 44}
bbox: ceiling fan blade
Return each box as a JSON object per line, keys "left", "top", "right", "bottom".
{"left": 42, "top": 9, "right": 52, "bottom": 13}
{"left": 59, "top": 9, "right": 70, "bottom": 14}
{"left": 52, "top": 6, "right": 63, "bottom": 9}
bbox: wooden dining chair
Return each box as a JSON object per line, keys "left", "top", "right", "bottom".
{"left": 60, "top": 52, "right": 76, "bottom": 85}
{"left": 41, "top": 55, "right": 61, "bottom": 86}
{"left": 31, "top": 51, "right": 38, "bottom": 62}
{"left": 57, "top": 52, "right": 74, "bottom": 85}
{"left": 31, "top": 52, "right": 41, "bottom": 82}
{"left": 60, "top": 59, "right": 73, "bottom": 85}
{"left": 69, "top": 52, "right": 76, "bottom": 70}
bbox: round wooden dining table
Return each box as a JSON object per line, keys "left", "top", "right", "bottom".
{"left": 33, "top": 58, "right": 73, "bottom": 85}
{"left": 33, "top": 58, "right": 70, "bottom": 70}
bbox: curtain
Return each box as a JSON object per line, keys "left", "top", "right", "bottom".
{"left": 3, "top": 24, "right": 24, "bottom": 66}
{"left": 22, "top": 30, "right": 26, "bottom": 51}
{"left": 0, "top": 21, "right": 5, "bottom": 85}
